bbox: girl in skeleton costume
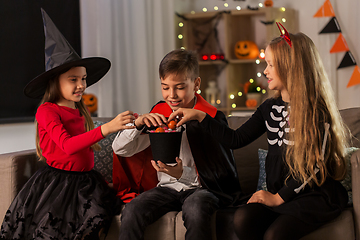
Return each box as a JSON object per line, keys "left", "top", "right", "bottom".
{"left": 169, "top": 23, "right": 349, "bottom": 240}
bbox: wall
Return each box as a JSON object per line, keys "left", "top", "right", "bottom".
{"left": 1, "top": 0, "right": 359, "bottom": 154}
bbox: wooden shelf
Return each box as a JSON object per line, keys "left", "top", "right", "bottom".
{"left": 176, "top": 7, "right": 298, "bottom": 115}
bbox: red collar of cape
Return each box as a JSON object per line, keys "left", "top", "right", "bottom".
{"left": 150, "top": 93, "right": 217, "bottom": 118}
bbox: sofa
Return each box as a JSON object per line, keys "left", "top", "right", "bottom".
{"left": 1, "top": 107, "right": 360, "bottom": 240}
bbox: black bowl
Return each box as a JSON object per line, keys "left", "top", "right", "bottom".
{"left": 149, "top": 130, "right": 183, "bottom": 164}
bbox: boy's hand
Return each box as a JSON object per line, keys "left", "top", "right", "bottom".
{"left": 168, "top": 108, "right": 206, "bottom": 127}
{"left": 247, "top": 190, "right": 284, "bottom": 207}
{"left": 134, "top": 113, "right": 168, "bottom": 129}
{"left": 151, "top": 157, "right": 183, "bottom": 179}
{"left": 101, "top": 110, "right": 136, "bottom": 137}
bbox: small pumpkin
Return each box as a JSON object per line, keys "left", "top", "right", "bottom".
{"left": 246, "top": 99, "right": 258, "bottom": 108}
{"left": 264, "top": 0, "right": 273, "bottom": 7}
{"left": 82, "top": 93, "right": 98, "bottom": 113}
{"left": 234, "top": 41, "right": 260, "bottom": 59}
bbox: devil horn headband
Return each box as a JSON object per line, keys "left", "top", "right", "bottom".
{"left": 276, "top": 22, "right": 292, "bottom": 48}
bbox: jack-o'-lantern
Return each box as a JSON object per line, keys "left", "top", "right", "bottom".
{"left": 82, "top": 93, "right": 98, "bottom": 113}
{"left": 264, "top": 0, "right": 273, "bottom": 7}
{"left": 246, "top": 99, "right": 258, "bottom": 108}
{"left": 234, "top": 41, "right": 260, "bottom": 59}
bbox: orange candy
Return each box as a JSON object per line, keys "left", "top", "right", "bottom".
{"left": 168, "top": 120, "right": 177, "bottom": 130}
{"left": 155, "top": 127, "right": 165, "bottom": 133}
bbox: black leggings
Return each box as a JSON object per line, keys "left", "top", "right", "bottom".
{"left": 233, "top": 203, "right": 320, "bottom": 240}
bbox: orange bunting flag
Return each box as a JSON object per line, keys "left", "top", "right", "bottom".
{"left": 330, "top": 33, "right": 349, "bottom": 53}
{"left": 347, "top": 66, "right": 360, "bottom": 88}
{"left": 313, "top": 0, "right": 335, "bottom": 18}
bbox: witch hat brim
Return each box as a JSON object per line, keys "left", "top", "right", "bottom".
{"left": 24, "top": 9, "right": 111, "bottom": 99}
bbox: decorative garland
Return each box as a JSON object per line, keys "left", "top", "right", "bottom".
{"left": 314, "top": 0, "right": 360, "bottom": 87}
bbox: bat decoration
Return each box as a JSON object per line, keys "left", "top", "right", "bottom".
{"left": 260, "top": 20, "right": 275, "bottom": 25}
{"left": 247, "top": 5, "right": 259, "bottom": 11}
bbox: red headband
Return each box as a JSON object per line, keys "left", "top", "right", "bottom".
{"left": 276, "top": 22, "right": 292, "bottom": 48}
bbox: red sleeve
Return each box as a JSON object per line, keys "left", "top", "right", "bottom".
{"left": 36, "top": 105, "right": 104, "bottom": 155}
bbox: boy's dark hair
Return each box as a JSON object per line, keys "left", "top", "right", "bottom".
{"left": 159, "top": 49, "right": 199, "bottom": 80}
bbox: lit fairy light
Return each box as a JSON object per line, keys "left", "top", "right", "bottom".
{"left": 257, "top": 72, "right": 262, "bottom": 78}
{"left": 256, "top": 59, "right": 260, "bottom": 64}
{"left": 262, "top": 89, "right": 267, "bottom": 94}
{"left": 224, "top": 3, "right": 229, "bottom": 7}
{"left": 282, "top": 18, "right": 286, "bottom": 23}
{"left": 259, "top": 49, "right": 265, "bottom": 59}
{"left": 230, "top": 94, "right": 235, "bottom": 99}
{"left": 236, "top": 6, "right": 241, "bottom": 10}
{"left": 191, "top": 11, "right": 195, "bottom": 14}
{"left": 202, "top": 7, "right": 208, "bottom": 12}
{"left": 282, "top": 30, "right": 285, "bottom": 34}
{"left": 216, "top": 99, "right": 221, "bottom": 104}
{"left": 281, "top": 7, "right": 286, "bottom": 12}
{"left": 214, "top": 6, "right": 219, "bottom": 11}
{"left": 178, "top": 34, "right": 183, "bottom": 39}
{"left": 180, "top": 46, "right": 185, "bottom": 50}
{"left": 232, "top": 103, "right": 237, "bottom": 108}
{"left": 259, "top": 3, "right": 263, "bottom": 7}
{"left": 238, "top": 92, "right": 243, "bottom": 97}
{"left": 256, "top": 86, "right": 261, "bottom": 92}
{"left": 179, "top": 22, "right": 184, "bottom": 27}
{"left": 197, "top": 89, "right": 201, "bottom": 94}
{"left": 249, "top": 78, "right": 254, "bottom": 84}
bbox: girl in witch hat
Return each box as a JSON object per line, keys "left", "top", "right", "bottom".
{"left": 0, "top": 9, "right": 135, "bottom": 239}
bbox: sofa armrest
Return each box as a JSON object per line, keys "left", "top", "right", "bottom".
{"left": 351, "top": 149, "right": 360, "bottom": 238}
{"left": 0, "top": 149, "right": 40, "bottom": 220}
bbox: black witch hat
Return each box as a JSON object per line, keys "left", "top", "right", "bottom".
{"left": 24, "top": 8, "right": 111, "bottom": 99}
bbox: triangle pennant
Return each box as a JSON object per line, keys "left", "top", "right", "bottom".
{"left": 330, "top": 33, "right": 349, "bottom": 53}
{"left": 319, "top": 17, "right": 341, "bottom": 34}
{"left": 338, "top": 52, "right": 357, "bottom": 69}
{"left": 347, "top": 66, "right": 360, "bottom": 88}
{"left": 314, "top": 0, "right": 336, "bottom": 17}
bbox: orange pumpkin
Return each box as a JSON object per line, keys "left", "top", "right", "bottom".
{"left": 264, "top": 0, "right": 273, "bottom": 7}
{"left": 82, "top": 93, "right": 98, "bottom": 113}
{"left": 234, "top": 41, "right": 260, "bottom": 59}
{"left": 246, "top": 99, "right": 258, "bottom": 108}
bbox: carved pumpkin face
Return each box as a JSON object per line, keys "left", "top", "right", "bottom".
{"left": 264, "top": 0, "right": 273, "bottom": 7}
{"left": 82, "top": 93, "right": 98, "bottom": 113}
{"left": 245, "top": 99, "right": 258, "bottom": 108}
{"left": 234, "top": 41, "right": 260, "bottom": 59}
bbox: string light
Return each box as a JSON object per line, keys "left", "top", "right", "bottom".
{"left": 232, "top": 103, "right": 237, "bottom": 108}
{"left": 282, "top": 18, "right": 286, "bottom": 23}
{"left": 281, "top": 7, "right": 286, "bottom": 12}
{"left": 178, "top": 34, "right": 183, "bottom": 39}
{"left": 197, "top": 89, "right": 202, "bottom": 94}
{"left": 236, "top": 6, "right": 241, "bottom": 10}
{"left": 202, "top": 7, "right": 208, "bottom": 12}
{"left": 224, "top": 3, "right": 229, "bottom": 7}
{"left": 258, "top": 3, "right": 263, "bottom": 7}
{"left": 256, "top": 59, "right": 261, "bottom": 64}
{"left": 259, "top": 49, "right": 265, "bottom": 59}
{"left": 216, "top": 99, "right": 221, "bottom": 104}
{"left": 230, "top": 94, "right": 235, "bottom": 99}
{"left": 191, "top": 10, "right": 195, "bottom": 14}
{"left": 249, "top": 78, "right": 254, "bottom": 84}
{"left": 262, "top": 89, "right": 267, "bottom": 94}
{"left": 238, "top": 92, "right": 243, "bottom": 97}
{"left": 214, "top": 6, "right": 219, "bottom": 11}
{"left": 179, "top": 22, "right": 184, "bottom": 27}
{"left": 180, "top": 46, "right": 185, "bottom": 50}
{"left": 257, "top": 72, "right": 262, "bottom": 78}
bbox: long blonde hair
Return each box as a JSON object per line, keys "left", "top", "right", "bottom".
{"left": 269, "top": 32, "right": 348, "bottom": 186}
{"left": 35, "top": 67, "right": 100, "bottom": 161}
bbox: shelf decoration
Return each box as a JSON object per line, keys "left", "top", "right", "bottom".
{"left": 82, "top": 93, "right": 98, "bottom": 117}
{"left": 205, "top": 81, "right": 220, "bottom": 106}
{"left": 234, "top": 40, "right": 260, "bottom": 59}
{"left": 314, "top": 0, "right": 360, "bottom": 88}
{"left": 176, "top": 11, "right": 228, "bottom": 63}
{"left": 264, "top": 0, "right": 273, "bottom": 7}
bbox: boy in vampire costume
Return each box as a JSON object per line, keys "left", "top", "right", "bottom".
{"left": 112, "top": 49, "right": 243, "bottom": 240}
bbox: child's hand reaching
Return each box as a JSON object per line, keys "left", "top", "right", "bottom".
{"left": 101, "top": 110, "right": 136, "bottom": 137}
{"left": 168, "top": 108, "right": 207, "bottom": 127}
{"left": 151, "top": 157, "right": 183, "bottom": 179}
{"left": 134, "top": 113, "right": 168, "bottom": 129}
